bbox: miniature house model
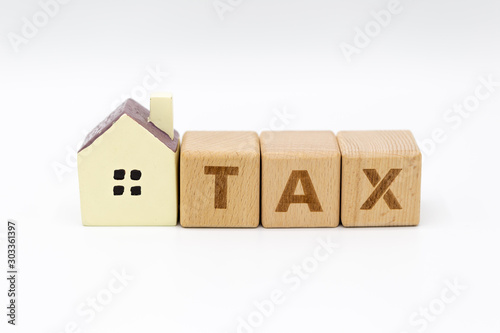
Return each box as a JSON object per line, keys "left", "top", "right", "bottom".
{"left": 78, "top": 94, "right": 179, "bottom": 226}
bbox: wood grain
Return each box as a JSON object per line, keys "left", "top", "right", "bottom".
{"left": 337, "top": 130, "right": 421, "bottom": 227}
{"left": 260, "top": 131, "right": 341, "bottom": 228}
{"left": 180, "top": 131, "right": 260, "bottom": 227}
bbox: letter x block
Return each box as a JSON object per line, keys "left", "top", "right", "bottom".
{"left": 337, "top": 130, "right": 422, "bottom": 227}
{"left": 260, "top": 131, "right": 341, "bottom": 228}
{"left": 180, "top": 131, "right": 260, "bottom": 227}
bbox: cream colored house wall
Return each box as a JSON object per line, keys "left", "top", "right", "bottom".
{"left": 78, "top": 115, "right": 179, "bottom": 226}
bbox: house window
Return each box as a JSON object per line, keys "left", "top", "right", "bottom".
{"left": 113, "top": 169, "right": 142, "bottom": 196}
{"left": 113, "top": 186, "right": 125, "bottom": 196}
{"left": 131, "top": 186, "right": 141, "bottom": 196}
{"left": 114, "top": 169, "right": 126, "bottom": 180}
{"left": 130, "top": 170, "right": 142, "bottom": 181}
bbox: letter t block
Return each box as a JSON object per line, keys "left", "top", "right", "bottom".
{"left": 337, "top": 130, "right": 422, "bottom": 227}
{"left": 180, "top": 131, "right": 260, "bottom": 227}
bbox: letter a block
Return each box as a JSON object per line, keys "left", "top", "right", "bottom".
{"left": 337, "top": 130, "right": 422, "bottom": 227}
{"left": 180, "top": 131, "right": 260, "bottom": 227}
{"left": 260, "top": 131, "right": 341, "bottom": 228}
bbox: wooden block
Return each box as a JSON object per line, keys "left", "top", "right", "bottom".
{"left": 78, "top": 98, "right": 179, "bottom": 226}
{"left": 180, "top": 131, "right": 260, "bottom": 227}
{"left": 337, "top": 130, "right": 421, "bottom": 227}
{"left": 260, "top": 131, "right": 341, "bottom": 228}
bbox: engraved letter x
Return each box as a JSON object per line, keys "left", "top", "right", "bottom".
{"left": 361, "top": 169, "right": 402, "bottom": 210}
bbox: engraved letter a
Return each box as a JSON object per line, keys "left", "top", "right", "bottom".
{"left": 276, "top": 170, "right": 323, "bottom": 212}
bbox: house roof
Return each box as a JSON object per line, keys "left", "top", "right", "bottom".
{"left": 79, "top": 98, "right": 179, "bottom": 153}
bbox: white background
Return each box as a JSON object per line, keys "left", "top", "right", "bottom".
{"left": 1, "top": 0, "right": 500, "bottom": 332}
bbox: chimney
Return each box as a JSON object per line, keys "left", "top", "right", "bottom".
{"left": 149, "top": 92, "right": 174, "bottom": 139}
